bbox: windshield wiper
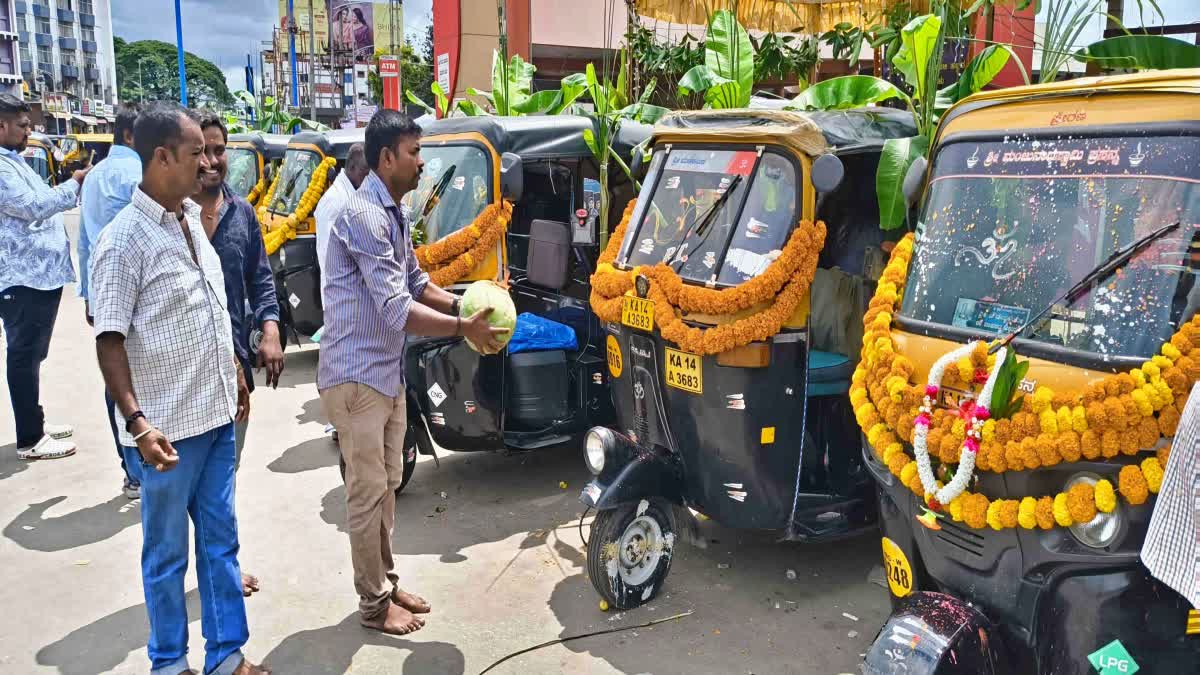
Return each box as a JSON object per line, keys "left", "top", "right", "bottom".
{"left": 413, "top": 164, "right": 457, "bottom": 231}
{"left": 991, "top": 220, "right": 1180, "bottom": 353}
{"left": 669, "top": 175, "right": 743, "bottom": 271}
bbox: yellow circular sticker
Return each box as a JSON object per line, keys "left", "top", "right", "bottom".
{"left": 606, "top": 335, "right": 623, "bottom": 378}
{"left": 881, "top": 537, "right": 913, "bottom": 597}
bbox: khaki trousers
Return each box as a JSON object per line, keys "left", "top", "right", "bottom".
{"left": 320, "top": 382, "right": 407, "bottom": 620}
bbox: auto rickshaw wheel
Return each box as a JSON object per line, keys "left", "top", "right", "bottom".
{"left": 587, "top": 498, "right": 677, "bottom": 610}
{"left": 337, "top": 422, "right": 419, "bottom": 496}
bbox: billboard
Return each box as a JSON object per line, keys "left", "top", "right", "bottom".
{"left": 330, "top": 1, "right": 401, "bottom": 61}
{"left": 277, "top": 0, "right": 331, "bottom": 54}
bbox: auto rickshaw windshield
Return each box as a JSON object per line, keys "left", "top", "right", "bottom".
{"left": 401, "top": 144, "right": 491, "bottom": 242}
{"left": 618, "top": 145, "right": 801, "bottom": 286}
{"left": 901, "top": 133, "right": 1200, "bottom": 360}
{"left": 226, "top": 146, "right": 259, "bottom": 198}
{"left": 269, "top": 149, "right": 322, "bottom": 214}
{"left": 21, "top": 146, "right": 51, "bottom": 182}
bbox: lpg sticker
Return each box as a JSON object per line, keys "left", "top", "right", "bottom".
{"left": 726, "top": 394, "right": 745, "bottom": 410}
{"left": 1088, "top": 640, "right": 1139, "bottom": 675}
{"left": 430, "top": 412, "right": 445, "bottom": 426}
{"left": 288, "top": 293, "right": 301, "bottom": 308}
{"left": 606, "top": 335, "right": 623, "bottom": 378}
{"left": 724, "top": 482, "right": 747, "bottom": 502}
{"left": 881, "top": 537, "right": 913, "bottom": 597}
{"left": 427, "top": 382, "right": 448, "bottom": 408}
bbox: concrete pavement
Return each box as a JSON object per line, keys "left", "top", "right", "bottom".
{"left": 0, "top": 212, "right": 889, "bottom": 674}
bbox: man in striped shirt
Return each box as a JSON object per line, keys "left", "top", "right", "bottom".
{"left": 318, "top": 110, "right": 506, "bottom": 636}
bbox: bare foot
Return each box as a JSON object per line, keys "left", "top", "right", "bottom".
{"left": 231, "top": 658, "right": 270, "bottom": 674}
{"left": 391, "top": 587, "right": 431, "bottom": 614}
{"left": 361, "top": 601, "right": 425, "bottom": 635}
{"left": 242, "top": 573, "right": 260, "bottom": 597}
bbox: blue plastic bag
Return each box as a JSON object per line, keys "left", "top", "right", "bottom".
{"left": 507, "top": 312, "right": 578, "bottom": 354}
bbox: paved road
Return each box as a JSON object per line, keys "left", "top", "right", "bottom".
{"left": 0, "top": 212, "right": 889, "bottom": 674}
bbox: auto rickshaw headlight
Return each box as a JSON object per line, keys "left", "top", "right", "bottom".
{"left": 1066, "top": 473, "right": 1122, "bottom": 549}
{"left": 278, "top": 246, "right": 287, "bottom": 267}
{"left": 584, "top": 428, "right": 609, "bottom": 475}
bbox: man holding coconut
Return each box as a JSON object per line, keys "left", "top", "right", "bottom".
{"left": 319, "top": 109, "right": 508, "bottom": 636}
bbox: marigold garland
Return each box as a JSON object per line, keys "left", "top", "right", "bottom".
{"left": 853, "top": 233, "right": 1193, "bottom": 531}
{"left": 413, "top": 200, "right": 512, "bottom": 287}
{"left": 588, "top": 199, "right": 827, "bottom": 356}
{"left": 260, "top": 156, "right": 336, "bottom": 256}
{"left": 246, "top": 175, "right": 267, "bottom": 207}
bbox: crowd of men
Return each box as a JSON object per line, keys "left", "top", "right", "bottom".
{"left": 0, "top": 95, "right": 505, "bottom": 674}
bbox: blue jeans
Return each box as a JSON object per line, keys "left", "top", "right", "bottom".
{"left": 123, "top": 422, "right": 247, "bottom": 675}
{"left": 106, "top": 390, "right": 134, "bottom": 484}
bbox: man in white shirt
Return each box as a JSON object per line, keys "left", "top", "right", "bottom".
{"left": 314, "top": 142, "right": 368, "bottom": 292}
{"left": 91, "top": 102, "right": 267, "bottom": 675}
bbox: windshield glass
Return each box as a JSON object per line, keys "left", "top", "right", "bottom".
{"left": 226, "top": 147, "right": 259, "bottom": 198}
{"left": 901, "top": 135, "right": 1200, "bottom": 359}
{"left": 21, "top": 146, "right": 50, "bottom": 181}
{"left": 401, "top": 144, "right": 491, "bottom": 242}
{"left": 268, "top": 149, "right": 321, "bottom": 214}
{"left": 619, "top": 146, "right": 799, "bottom": 285}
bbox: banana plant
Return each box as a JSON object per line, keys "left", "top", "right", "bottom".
{"left": 467, "top": 51, "right": 537, "bottom": 115}
{"left": 1075, "top": 34, "right": 1200, "bottom": 71}
{"left": 405, "top": 80, "right": 488, "bottom": 117}
{"left": 227, "top": 91, "right": 326, "bottom": 133}
{"left": 677, "top": 9, "right": 756, "bottom": 109}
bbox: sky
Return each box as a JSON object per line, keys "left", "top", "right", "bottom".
{"left": 111, "top": 0, "right": 433, "bottom": 94}
{"left": 111, "top": 0, "right": 1197, "bottom": 94}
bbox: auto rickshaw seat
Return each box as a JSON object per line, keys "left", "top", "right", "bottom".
{"left": 526, "top": 219, "right": 571, "bottom": 290}
{"left": 806, "top": 351, "right": 853, "bottom": 396}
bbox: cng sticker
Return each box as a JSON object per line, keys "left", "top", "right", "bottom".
{"left": 881, "top": 537, "right": 913, "bottom": 597}
{"left": 606, "top": 335, "right": 623, "bottom": 378}
{"left": 1088, "top": 640, "right": 1138, "bottom": 675}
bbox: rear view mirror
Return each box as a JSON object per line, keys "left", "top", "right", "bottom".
{"left": 903, "top": 156, "right": 928, "bottom": 206}
{"left": 629, "top": 148, "right": 644, "bottom": 178}
{"left": 500, "top": 152, "right": 524, "bottom": 202}
{"left": 811, "top": 154, "right": 844, "bottom": 194}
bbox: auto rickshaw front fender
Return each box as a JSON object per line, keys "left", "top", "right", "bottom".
{"left": 863, "top": 591, "right": 1008, "bottom": 675}
{"left": 580, "top": 443, "right": 683, "bottom": 511}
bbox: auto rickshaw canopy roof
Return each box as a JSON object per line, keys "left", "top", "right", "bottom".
{"left": 74, "top": 133, "right": 113, "bottom": 144}
{"left": 420, "top": 115, "right": 652, "bottom": 162}
{"left": 651, "top": 107, "right": 917, "bottom": 157}
{"left": 288, "top": 128, "right": 366, "bottom": 162}
{"left": 229, "top": 131, "right": 290, "bottom": 161}
{"left": 27, "top": 131, "right": 55, "bottom": 149}
{"left": 631, "top": 0, "right": 952, "bottom": 34}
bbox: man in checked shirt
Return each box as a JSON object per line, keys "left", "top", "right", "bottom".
{"left": 91, "top": 102, "right": 266, "bottom": 675}
{"left": 319, "top": 110, "right": 507, "bottom": 635}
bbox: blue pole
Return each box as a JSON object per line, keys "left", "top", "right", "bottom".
{"left": 174, "top": 0, "right": 187, "bottom": 105}
{"left": 287, "top": 0, "right": 299, "bottom": 108}
{"left": 245, "top": 54, "right": 256, "bottom": 124}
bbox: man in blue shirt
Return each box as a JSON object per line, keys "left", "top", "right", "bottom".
{"left": 193, "top": 111, "right": 284, "bottom": 598}
{"left": 79, "top": 102, "right": 142, "bottom": 497}
{"left": 0, "top": 93, "right": 91, "bottom": 460}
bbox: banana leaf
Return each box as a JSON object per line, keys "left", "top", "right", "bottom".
{"left": 891, "top": 14, "right": 942, "bottom": 96}
{"left": 877, "top": 134, "right": 929, "bottom": 230}
{"left": 1075, "top": 35, "right": 1200, "bottom": 71}
{"left": 704, "top": 9, "right": 754, "bottom": 108}
{"left": 788, "top": 75, "right": 906, "bottom": 111}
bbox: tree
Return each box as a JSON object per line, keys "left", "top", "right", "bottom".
{"left": 114, "top": 37, "right": 233, "bottom": 108}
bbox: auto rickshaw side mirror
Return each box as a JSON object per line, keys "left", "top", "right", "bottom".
{"left": 811, "top": 154, "right": 844, "bottom": 194}
{"left": 903, "top": 155, "right": 929, "bottom": 206}
{"left": 500, "top": 152, "right": 524, "bottom": 202}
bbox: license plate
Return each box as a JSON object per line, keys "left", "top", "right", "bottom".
{"left": 664, "top": 347, "right": 703, "bottom": 394}
{"left": 621, "top": 296, "right": 655, "bottom": 332}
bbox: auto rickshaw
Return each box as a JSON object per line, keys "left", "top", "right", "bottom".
{"left": 389, "top": 115, "right": 650, "bottom": 490}
{"left": 21, "top": 132, "right": 62, "bottom": 185}
{"left": 857, "top": 69, "right": 1200, "bottom": 674}
{"left": 60, "top": 132, "right": 112, "bottom": 177}
{"left": 258, "top": 128, "right": 363, "bottom": 342}
{"left": 227, "top": 131, "right": 288, "bottom": 205}
{"left": 577, "top": 108, "right": 918, "bottom": 609}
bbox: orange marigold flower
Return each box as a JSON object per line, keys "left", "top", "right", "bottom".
{"left": 1005, "top": 441, "right": 1025, "bottom": 472}
{"left": 1156, "top": 444, "right": 1171, "bottom": 467}
{"left": 963, "top": 493, "right": 989, "bottom": 530}
{"left": 1102, "top": 398, "right": 1126, "bottom": 430}
{"left": 1119, "top": 429, "right": 1140, "bottom": 456}
{"left": 998, "top": 500, "right": 1020, "bottom": 529}
{"left": 1118, "top": 464, "right": 1149, "bottom": 505}
{"left": 1066, "top": 483, "right": 1096, "bottom": 524}
{"left": 887, "top": 451, "right": 909, "bottom": 478}
{"left": 1138, "top": 417, "right": 1161, "bottom": 450}
{"left": 1035, "top": 496, "right": 1056, "bottom": 530}
{"left": 1036, "top": 433, "right": 1060, "bottom": 467}
{"left": 1057, "top": 430, "right": 1081, "bottom": 463}
{"left": 1080, "top": 430, "right": 1101, "bottom": 460}
{"left": 1101, "top": 430, "right": 1120, "bottom": 458}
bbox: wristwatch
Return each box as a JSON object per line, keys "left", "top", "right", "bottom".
{"left": 125, "top": 410, "right": 146, "bottom": 432}
{"left": 451, "top": 297, "right": 461, "bottom": 315}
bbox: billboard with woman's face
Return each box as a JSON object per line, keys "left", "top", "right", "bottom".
{"left": 330, "top": 1, "right": 399, "bottom": 61}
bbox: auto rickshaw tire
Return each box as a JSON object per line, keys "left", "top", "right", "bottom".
{"left": 337, "top": 424, "right": 419, "bottom": 496}
{"left": 587, "top": 498, "right": 677, "bottom": 611}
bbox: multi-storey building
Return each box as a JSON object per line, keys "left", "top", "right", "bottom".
{"left": 15, "top": 0, "right": 117, "bottom": 130}
{"left": 0, "top": 1, "right": 20, "bottom": 97}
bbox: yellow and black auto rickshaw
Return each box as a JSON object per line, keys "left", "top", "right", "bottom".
{"left": 21, "top": 132, "right": 62, "bottom": 185}
{"left": 577, "top": 108, "right": 917, "bottom": 609}
{"left": 858, "top": 69, "right": 1200, "bottom": 673}
{"left": 59, "top": 132, "right": 112, "bottom": 177}
{"left": 227, "top": 131, "right": 289, "bottom": 206}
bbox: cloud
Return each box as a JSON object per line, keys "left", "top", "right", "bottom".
{"left": 113, "top": 0, "right": 434, "bottom": 95}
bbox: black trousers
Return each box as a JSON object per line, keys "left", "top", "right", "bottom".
{"left": 0, "top": 286, "right": 62, "bottom": 448}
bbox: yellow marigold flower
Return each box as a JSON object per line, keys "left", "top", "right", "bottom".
{"left": 876, "top": 281, "right": 897, "bottom": 297}
{"left": 1053, "top": 493, "right": 1074, "bottom": 527}
{"left": 883, "top": 443, "right": 904, "bottom": 463}
{"left": 951, "top": 418, "right": 966, "bottom": 439}
{"left": 895, "top": 237, "right": 914, "bottom": 255}
{"left": 1152, "top": 355, "right": 1172, "bottom": 371}
{"left": 981, "top": 419, "right": 996, "bottom": 442}
{"left": 1154, "top": 379, "right": 1173, "bottom": 404}
{"left": 852, "top": 368, "right": 866, "bottom": 384}
{"left": 949, "top": 496, "right": 965, "bottom": 522}
{"left": 1131, "top": 390, "right": 1153, "bottom": 417}
{"left": 1032, "top": 387, "right": 1054, "bottom": 414}
{"left": 1131, "top": 368, "right": 1147, "bottom": 387}
{"left": 1067, "top": 483, "right": 1097, "bottom": 524}
{"left": 886, "top": 376, "right": 907, "bottom": 401}
{"left": 1035, "top": 496, "right": 1056, "bottom": 530}
{"left": 1141, "top": 458, "right": 1164, "bottom": 493}
{"left": 986, "top": 500, "right": 1005, "bottom": 530}
{"left": 872, "top": 313, "right": 892, "bottom": 330}
{"left": 867, "top": 423, "right": 888, "bottom": 447}
{"left": 1118, "top": 465, "right": 1149, "bottom": 505}
{"left": 875, "top": 337, "right": 894, "bottom": 355}
{"left": 1071, "top": 405, "right": 1088, "bottom": 433}
{"left": 956, "top": 357, "right": 974, "bottom": 384}
{"left": 1162, "top": 343, "right": 1182, "bottom": 361}
{"left": 899, "top": 461, "right": 918, "bottom": 487}
{"left": 1094, "top": 479, "right": 1117, "bottom": 513}
{"left": 849, "top": 387, "right": 868, "bottom": 408}
{"left": 1018, "top": 497, "right": 1038, "bottom": 529}
{"left": 1141, "top": 362, "right": 1161, "bottom": 380}
{"left": 1055, "top": 406, "right": 1072, "bottom": 432}
{"left": 1038, "top": 409, "right": 1059, "bottom": 434}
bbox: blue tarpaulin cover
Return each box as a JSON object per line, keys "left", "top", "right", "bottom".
{"left": 508, "top": 312, "right": 578, "bottom": 354}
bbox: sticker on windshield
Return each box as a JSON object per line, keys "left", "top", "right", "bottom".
{"left": 746, "top": 217, "right": 770, "bottom": 237}
{"left": 666, "top": 150, "right": 724, "bottom": 173}
{"left": 638, "top": 238, "right": 655, "bottom": 255}
{"left": 951, "top": 298, "right": 1030, "bottom": 334}
{"left": 452, "top": 176, "right": 465, "bottom": 190}
{"left": 725, "top": 248, "right": 773, "bottom": 279}
{"left": 664, "top": 176, "right": 680, "bottom": 189}
{"left": 725, "top": 151, "right": 756, "bottom": 175}
{"left": 662, "top": 246, "right": 678, "bottom": 264}
{"left": 702, "top": 251, "right": 716, "bottom": 269}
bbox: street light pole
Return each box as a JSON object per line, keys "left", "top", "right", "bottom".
{"left": 287, "top": 0, "right": 299, "bottom": 108}
{"left": 308, "top": 0, "right": 317, "bottom": 123}
{"left": 174, "top": 0, "right": 188, "bottom": 105}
